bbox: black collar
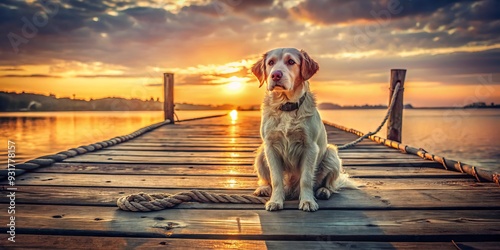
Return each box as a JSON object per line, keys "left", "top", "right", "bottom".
{"left": 279, "top": 93, "right": 307, "bottom": 112}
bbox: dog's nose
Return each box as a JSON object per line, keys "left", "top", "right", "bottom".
{"left": 271, "top": 70, "right": 283, "bottom": 82}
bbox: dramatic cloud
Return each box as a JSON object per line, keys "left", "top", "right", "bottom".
{"left": 0, "top": 74, "right": 61, "bottom": 78}
{"left": 0, "top": 0, "right": 499, "bottom": 106}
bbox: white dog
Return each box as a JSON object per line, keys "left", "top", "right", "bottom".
{"left": 251, "top": 48, "right": 353, "bottom": 212}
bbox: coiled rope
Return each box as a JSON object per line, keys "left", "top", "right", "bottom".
{"left": 337, "top": 81, "right": 401, "bottom": 150}
{"left": 117, "top": 191, "right": 268, "bottom": 212}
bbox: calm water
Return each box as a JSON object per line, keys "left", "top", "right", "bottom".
{"left": 319, "top": 109, "right": 500, "bottom": 172}
{"left": 1, "top": 109, "right": 499, "bottom": 172}
{"left": 0, "top": 111, "right": 224, "bottom": 165}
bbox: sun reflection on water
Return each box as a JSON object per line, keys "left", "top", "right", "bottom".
{"left": 229, "top": 109, "right": 238, "bottom": 124}
{"left": 0, "top": 111, "right": 163, "bottom": 165}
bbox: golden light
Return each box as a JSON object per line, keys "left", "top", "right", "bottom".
{"left": 226, "top": 76, "right": 245, "bottom": 93}
{"left": 227, "top": 81, "right": 242, "bottom": 90}
{"left": 229, "top": 110, "right": 238, "bottom": 121}
{"left": 227, "top": 178, "right": 237, "bottom": 188}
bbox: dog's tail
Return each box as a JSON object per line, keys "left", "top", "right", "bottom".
{"left": 333, "top": 171, "right": 358, "bottom": 191}
{"left": 326, "top": 144, "right": 359, "bottom": 191}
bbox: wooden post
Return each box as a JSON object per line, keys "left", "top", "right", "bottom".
{"left": 387, "top": 69, "right": 406, "bottom": 143}
{"left": 163, "top": 73, "right": 174, "bottom": 124}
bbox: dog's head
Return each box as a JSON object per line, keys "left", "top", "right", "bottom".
{"left": 251, "top": 48, "right": 319, "bottom": 92}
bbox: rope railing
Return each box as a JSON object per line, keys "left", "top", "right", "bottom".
{"left": 325, "top": 121, "right": 500, "bottom": 186}
{"left": 0, "top": 119, "right": 171, "bottom": 179}
{"left": 337, "top": 82, "right": 401, "bottom": 150}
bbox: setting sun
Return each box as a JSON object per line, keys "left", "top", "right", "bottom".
{"left": 227, "top": 81, "right": 242, "bottom": 91}
{"left": 225, "top": 76, "right": 245, "bottom": 93}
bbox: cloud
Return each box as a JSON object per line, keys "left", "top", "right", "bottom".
{"left": 289, "top": 0, "right": 457, "bottom": 25}
{"left": 180, "top": 0, "right": 289, "bottom": 22}
{"left": 144, "top": 83, "right": 162, "bottom": 87}
{"left": 231, "top": 0, "right": 275, "bottom": 11}
{"left": 123, "top": 6, "right": 168, "bottom": 23}
{"left": 310, "top": 48, "right": 500, "bottom": 87}
{"left": 74, "top": 74, "right": 144, "bottom": 78}
{"left": 0, "top": 67, "right": 24, "bottom": 71}
{"left": 0, "top": 74, "right": 60, "bottom": 78}
{"left": 0, "top": 0, "right": 498, "bottom": 95}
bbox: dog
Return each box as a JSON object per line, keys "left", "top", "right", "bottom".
{"left": 251, "top": 48, "right": 354, "bottom": 212}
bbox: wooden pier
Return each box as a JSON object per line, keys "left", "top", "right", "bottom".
{"left": 1, "top": 112, "right": 499, "bottom": 249}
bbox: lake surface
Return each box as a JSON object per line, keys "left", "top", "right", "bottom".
{"left": 319, "top": 109, "right": 499, "bottom": 172}
{"left": 1, "top": 109, "right": 498, "bottom": 172}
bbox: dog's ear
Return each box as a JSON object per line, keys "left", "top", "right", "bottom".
{"left": 251, "top": 53, "right": 267, "bottom": 88}
{"left": 300, "top": 50, "right": 319, "bottom": 81}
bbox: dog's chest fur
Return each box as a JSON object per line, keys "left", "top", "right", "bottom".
{"left": 263, "top": 112, "right": 307, "bottom": 170}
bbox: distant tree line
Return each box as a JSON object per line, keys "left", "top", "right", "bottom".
{"left": 0, "top": 92, "right": 162, "bottom": 111}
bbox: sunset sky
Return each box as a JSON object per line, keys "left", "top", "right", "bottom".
{"left": 1, "top": 0, "right": 499, "bottom": 107}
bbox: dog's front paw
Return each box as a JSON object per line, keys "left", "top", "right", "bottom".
{"left": 265, "top": 200, "right": 283, "bottom": 211}
{"left": 299, "top": 199, "right": 319, "bottom": 212}
{"left": 253, "top": 185, "right": 272, "bottom": 197}
{"left": 315, "top": 187, "right": 332, "bottom": 200}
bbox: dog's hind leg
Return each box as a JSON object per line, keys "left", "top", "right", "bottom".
{"left": 315, "top": 145, "right": 344, "bottom": 200}
{"left": 253, "top": 144, "right": 272, "bottom": 197}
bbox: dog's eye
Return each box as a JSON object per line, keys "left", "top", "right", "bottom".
{"left": 288, "top": 59, "right": 295, "bottom": 65}
{"left": 268, "top": 60, "right": 274, "bottom": 66}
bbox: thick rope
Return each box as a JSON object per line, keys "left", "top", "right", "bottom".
{"left": 1, "top": 120, "right": 171, "bottom": 179}
{"left": 328, "top": 119, "right": 499, "bottom": 184}
{"left": 117, "top": 190, "right": 268, "bottom": 212}
{"left": 337, "top": 82, "right": 401, "bottom": 150}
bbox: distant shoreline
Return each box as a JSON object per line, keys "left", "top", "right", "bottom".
{"left": 1, "top": 91, "right": 498, "bottom": 112}
{"left": 1, "top": 106, "right": 500, "bottom": 113}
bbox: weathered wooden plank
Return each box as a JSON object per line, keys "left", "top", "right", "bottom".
{"left": 89, "top": 150, "right": 257, "bottom": 158}
{"left": 127, "top": 140, "right": 382, "bottom": 148}
{"left": 10, "top": 235, "right": 499, "bottom": 250}
{"left": 115, "top": 142, "right": 263, "bottom": 147}
{"left": 130, "top": 135, "right": 370, "bottom": 142}
{"left": 62, "top": 154, "right": 251, "bottom": 165}
{"left": 4, "top": 205, "right": 500, "bottom": 241}
{"left": 3, "top": 173, "right": 485, "bottom": 190}
{"left": 61, "top": 154, "right": 438, "bottom": 166}
{"left": 10, "top": 173, "right": 256, "bottom": 189}
{"left": 135, "top": 134, "right": 363, "bottom": 143}
{"left": 136, "top": 131, "right": 358, "bottom": 139}
{"left": 106, "top": 145, "right": 400, "bottom": 153}
{"left": 108, "top": 143, "right": 389, "bottom": 150}
{"left": 36, "top": 163, "right": 466, "bottom": 179}
{"left": 148, "top": 128, "right": 344, "bottom": 133}
{"left": 360, "top": 178, "right": 490, "bottom": 190}
{"left": 2, "top": 186, "right": 499, "bottom": 210}
{"left": 148, "top": 125, "right": 347, "bottom": 130}
{"left": 89, "top": 150, "right": 414, "bottom": 160}
{"left": 106, "top": 145, "right": 258, "bottom": 152}
{"left": 125, "top": 141, "right": 262, "bottom": 146}
{"left": 38, "top": 163, "right": 256, "bottom": 176}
